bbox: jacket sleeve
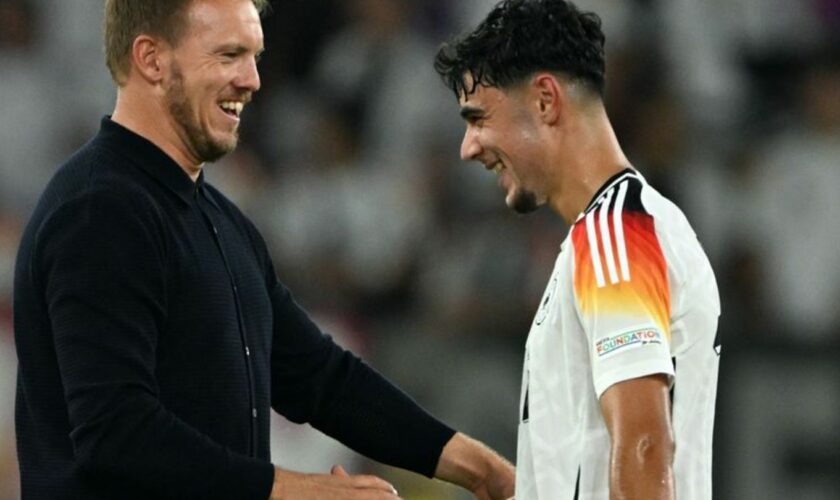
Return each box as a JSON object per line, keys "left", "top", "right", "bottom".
{"left": 263, "top": 258, "right": 455, "bottom": 478}
{"left": 37, "top": 189, "right": 274, "bottom": 499}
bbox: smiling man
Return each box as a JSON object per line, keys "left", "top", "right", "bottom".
{"left": 435, "top": 0, "right": 721, "bottom": 499}
{"left": 13, "top": 1, "right": 515, "bottom": 499}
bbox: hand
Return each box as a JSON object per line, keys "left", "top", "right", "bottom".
{"left": 269, "top": 465, "right": 401, "bottom": 499}
{"left": 435, "top": 433, "right": 515, "bottom": 500}
{"left": 467, "top": 457, "right": 514, "bottom": 500}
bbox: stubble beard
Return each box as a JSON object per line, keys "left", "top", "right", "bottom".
{"left": 510, "top": 188, "right": 540, "bottom": 214}
{"left": 166, "top": 64, "right": 238, "bottom": 164}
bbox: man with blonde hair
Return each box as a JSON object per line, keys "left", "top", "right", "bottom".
{"left": 14, "top": 1, "right": 515, "bottom": 498}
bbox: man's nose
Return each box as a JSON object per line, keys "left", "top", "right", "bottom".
{"left": 235, "top": 57, "right": 261, "bottom": 93}
{"left": 460, "top": 127, "right": 481, "bottom": 161}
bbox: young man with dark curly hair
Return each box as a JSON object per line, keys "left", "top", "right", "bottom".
{"left": 435, "top": 1, "right": 721, "bottom": 498}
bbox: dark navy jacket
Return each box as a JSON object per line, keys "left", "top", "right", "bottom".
{"left": 14, "top": 117, "right": 453, "bottom": 499}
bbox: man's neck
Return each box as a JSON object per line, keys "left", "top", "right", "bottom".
{"left": 112, "top": 88, "right": 203, "bottom": 182}
{"left": 546, "top": 109, "right": 629, "bottom": 224}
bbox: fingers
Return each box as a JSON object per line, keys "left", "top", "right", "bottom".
{"left": 329, "top": 465, "right": 398, "bottom": 496}
{"left": 331, "top": 464, "right": 349, "bottom": 477}
{"left": 273, "top": 466, "right": 401, "bottom": 499}
{"left": 350, "top": 474, "right": 398, "bottom": 495}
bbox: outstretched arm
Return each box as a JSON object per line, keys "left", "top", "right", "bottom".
{"left": 260, "top": 249, "right": 513, "bottom": 498}
{"left": 265, "top": 437, "right": 516, "bottom": 500}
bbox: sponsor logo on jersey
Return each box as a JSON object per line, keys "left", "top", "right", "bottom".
{"left": 596, "top": 327, "right": 663, "bottom": 358}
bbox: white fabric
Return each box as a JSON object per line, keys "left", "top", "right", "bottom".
{"left": 516, "top": 171, "right": 720, "bottom": 499}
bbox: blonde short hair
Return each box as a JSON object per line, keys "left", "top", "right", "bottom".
{"left": 104, "top": 0, "right": 269, "bottom": 86}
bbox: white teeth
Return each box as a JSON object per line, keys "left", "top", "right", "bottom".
{"left": 219, "top": 101, "right": 243, "bottom": 116}
{"left": 492, "top": 163, "right": 503, "bottom": 174}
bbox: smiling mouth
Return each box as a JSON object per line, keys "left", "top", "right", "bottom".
{"left": 486, "top": 161, "right": 504, "bottom": 174}
{"left": 219, "top": 101, "right": 244, "bottom": 118}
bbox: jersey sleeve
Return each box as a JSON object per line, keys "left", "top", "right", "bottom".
{"left": 572, "top": 178, "right": 674, "bottom": 398}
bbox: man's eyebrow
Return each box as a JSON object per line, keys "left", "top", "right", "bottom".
{"left": 460, "top": 106, "right": 484, "bottom": 120}
{"left": 215, "top": 43, "right": 263, "bottom": 55}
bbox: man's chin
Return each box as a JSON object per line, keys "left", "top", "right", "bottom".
{"left": 198, "top": 136, "right": 238, "bottom": 163}
{"left": 508, "top": 190, "right": 540, "bottom": 214}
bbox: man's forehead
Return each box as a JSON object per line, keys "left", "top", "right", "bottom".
{"left": 187, "top": 0, "right": 263, "bottom": 36}
{"left": 458, "top": 82, "right": 505, "bottom": 109}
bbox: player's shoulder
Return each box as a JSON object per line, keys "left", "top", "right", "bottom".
{"left": 569, "top": 169, "right": 675, "bottom": 289}
{"left": 578, "top": 169, "right": 693, "bottom": 237}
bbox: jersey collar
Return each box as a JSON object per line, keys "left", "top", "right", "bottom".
{"left": 576, "top": 167, "right": 638, "bottom": 222}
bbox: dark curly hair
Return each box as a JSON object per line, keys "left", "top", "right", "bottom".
{"left": 434, "top": 0, "right": 606, "bottom": 99}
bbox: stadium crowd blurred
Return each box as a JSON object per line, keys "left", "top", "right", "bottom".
{"left": 1, "top": 0, "right": 838, "bottom": 498}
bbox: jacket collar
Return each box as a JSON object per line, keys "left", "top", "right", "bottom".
{"left": 97, "top": 116, "right": 205, "bottom": 205}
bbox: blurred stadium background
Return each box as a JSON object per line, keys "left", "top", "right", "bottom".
{"left": 1, "top": 0, "right": 839, "bottom": 498}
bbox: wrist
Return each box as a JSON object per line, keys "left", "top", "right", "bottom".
{"left": 435, "top": 433, "right": 495, "bottom": 491}
{"left": 269, "top": 468, "right": 285, "bottom": 500}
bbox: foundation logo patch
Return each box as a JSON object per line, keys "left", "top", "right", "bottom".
{"left": 596, "top": 328, "right": 663, "bottom": 359}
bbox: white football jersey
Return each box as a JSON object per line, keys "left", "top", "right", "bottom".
{"left": 515, "top": 169, "right": 720, "bottom": 499}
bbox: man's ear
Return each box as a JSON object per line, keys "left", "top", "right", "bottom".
{"left": 130, "top": 35, "right": 169, "bottom": 84}
{"left": 532, "top": 73, "right": 564, "bottom": 125}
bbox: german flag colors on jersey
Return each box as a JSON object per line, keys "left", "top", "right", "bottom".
{"left": 572, "top": 178, "right": 671, "bottom": 340}
{"left": 515, "top": 169, "right": 720, "bottom": 500}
